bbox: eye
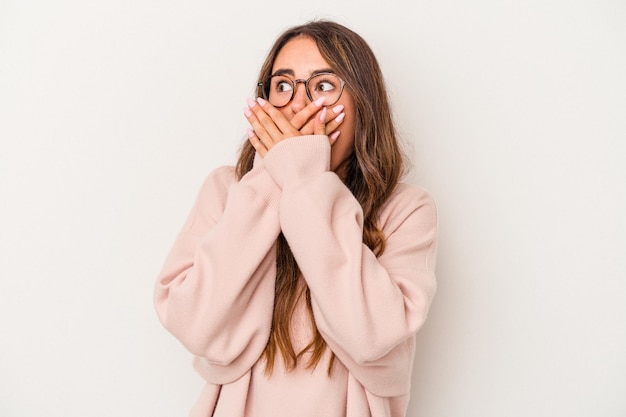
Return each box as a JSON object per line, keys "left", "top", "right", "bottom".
{"left": 273, "top": 78, "right": 293, "bottom": 94}
{"left": 310, "top": 74, "right": 340, "bottom": 93}
{"left": 317, "top": 81, "right": 335, "bottom": 92}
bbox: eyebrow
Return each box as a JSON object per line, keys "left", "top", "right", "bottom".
{"left": 271, "top": 68, "right": 335, "bottom": 78}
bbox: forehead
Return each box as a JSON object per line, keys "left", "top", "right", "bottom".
{"left": 272, "top": 36, "right": 330, "bottom": 76}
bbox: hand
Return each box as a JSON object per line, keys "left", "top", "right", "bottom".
{"left": 244, "top": 97, "right": 344, "bottom": 157}
{"left": 290, "top": 100, "right": 345, "bottom": 138}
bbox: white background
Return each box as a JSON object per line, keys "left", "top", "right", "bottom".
{"left": 1, "top": 1, "right": 625, "bottom": 416}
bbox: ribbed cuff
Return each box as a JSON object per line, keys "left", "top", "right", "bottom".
{"left": 263, "top": 135, "right": 330, "bottom": 188}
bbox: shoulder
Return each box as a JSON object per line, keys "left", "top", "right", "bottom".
{"left": 185, "top": 166, "right": 237, "bottom": 230}
{"left": 378, "top": 182, "right": 438, "bottom": 233}
{"left": 394, "top": 182, "right": 436, "bottom": 210}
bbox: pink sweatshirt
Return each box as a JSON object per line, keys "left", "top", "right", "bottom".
{"left": 154, "top": 135, "right": 438, "bottom": 417}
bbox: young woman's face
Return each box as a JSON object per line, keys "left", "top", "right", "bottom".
{"left": 271, "top": 36, "right": 355, "bottom": 173}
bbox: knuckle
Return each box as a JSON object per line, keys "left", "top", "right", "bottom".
{"left": 256, "top": 112, "right": 270, "bottom": 123}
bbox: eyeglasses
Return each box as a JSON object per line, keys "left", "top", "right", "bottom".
{"left": 257, "top": 72, "right": 346, "bottom": 108}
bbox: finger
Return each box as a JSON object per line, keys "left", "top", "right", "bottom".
{"left": 247, "top": 128, "right": 268, "bottom": 157}
{"left": 256, "top": 97, "right": 300, "bottom": 137}
{"left": 313, "top": 107, "right": 327, "bottom": 136}
{"left": 330, "top": 104, "right": 345, "bottom": 118}
{"left": 291, "top": 97, "right": 326, "bottom": 130}
{"left": 300, "top": 104, "right": 345, "bottom": 135}
{"left": 324, "top": 111, "right": 345, "bottom": 136}
{"left": 245, "top": 99, "right": 280, "bottom": 149}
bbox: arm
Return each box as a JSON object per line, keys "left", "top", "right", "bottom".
{"left": 264, "top": 136, "right": 438, "bottom": 397}
{"left": 154, "top": 163, "right": 282, "bottom": 384}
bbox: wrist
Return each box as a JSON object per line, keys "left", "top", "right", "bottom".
{"left": 263, "top": 135, "right": 330, "bottom": 188}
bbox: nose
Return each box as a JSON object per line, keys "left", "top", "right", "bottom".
{"left": 289, "top": 80, "right": 309, "bottom": 113}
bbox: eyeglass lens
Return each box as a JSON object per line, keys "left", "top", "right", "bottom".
{"left": 264, "top": 73, "right": 343, "bottom": 107}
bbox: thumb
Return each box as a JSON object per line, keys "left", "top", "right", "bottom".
{"left": 314, "top": 107, "right": 327, "bottom": 136}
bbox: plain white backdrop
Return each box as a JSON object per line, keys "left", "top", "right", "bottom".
{"left": 1, "top": 1, "right": 624, "bottom": 416}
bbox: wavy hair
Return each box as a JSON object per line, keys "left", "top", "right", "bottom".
{"left": 235, "top": 20, "right": 406, "bottom": 375}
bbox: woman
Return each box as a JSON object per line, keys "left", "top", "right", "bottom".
{"left": 154, "top": 20, "right": 438, "bottom": 417}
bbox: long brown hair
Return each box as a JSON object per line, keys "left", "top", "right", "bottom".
{"left": 235, "top": 20, "right": 406, "bottom": 375}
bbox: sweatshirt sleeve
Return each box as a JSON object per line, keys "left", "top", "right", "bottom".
{"left": 263, "top": 135, "right": 438, "bottom": 398}
{"left": 154, "top": 162, "right": 282, "bottom": 384}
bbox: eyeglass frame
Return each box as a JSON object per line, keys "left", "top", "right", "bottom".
{"left": 257, "top": 72, "right": 347, "bottom": 108}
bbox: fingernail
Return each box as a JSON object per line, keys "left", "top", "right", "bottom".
{"left": 244, "top": 107, "right": 252, "bottom": 117}
{"left": 332, "top": 104, "right": 344, "bottom": 114}
{"left": 314, "top": 97, "right": 325, "bottom": 106}
{"left": 257, "top": 97, "right": 267, "bottom": 106}
{"left": 329, "top": 131, "right": 340, "bottom": 142}
{"left": 335, "top": 112, "right": 345, "bottom": 123}
{"left": 319, "top": 107, "right": 327, "bottom": 123}
{"left": 247, "top": 128, "right": 255, "bottom": 138}
{"left": 247, "top": 98, "right": 257, "bottom": 108}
